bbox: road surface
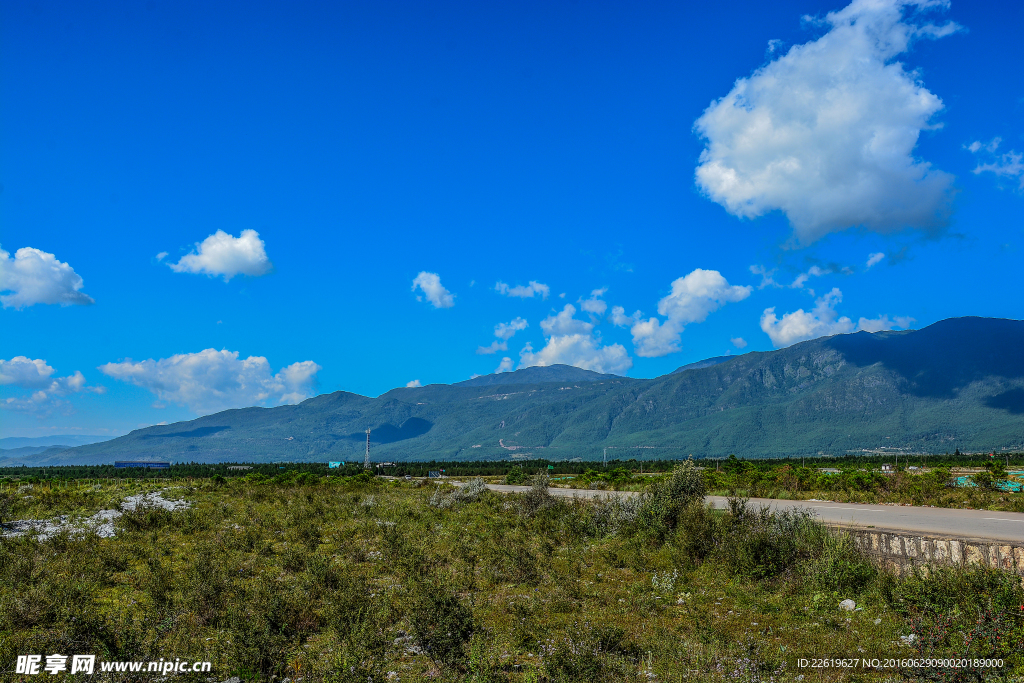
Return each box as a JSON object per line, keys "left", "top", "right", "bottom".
{"left": 474, "top": 483, "right": 1024, "bottom": 543}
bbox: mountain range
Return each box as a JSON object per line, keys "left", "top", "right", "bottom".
{"left": 7, "top": 317, "right": 1023, "bottom": 466}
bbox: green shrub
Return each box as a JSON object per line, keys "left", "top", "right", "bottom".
{"left": 505, "top": 465, "right": 526, "bottom": 485}
{"left": 408, "top": 584, "right": 475, "bottom": 670}
{"left": 540, "top": 622, "right": 638, "bottom": 682}
{"left": 638, "top": 460, "right": 706, "bottom": 539}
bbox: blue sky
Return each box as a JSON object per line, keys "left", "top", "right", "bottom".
{"left": 2, "top": 0, "right": 1021, "bottom": 438}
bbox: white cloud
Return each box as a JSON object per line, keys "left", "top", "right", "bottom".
{"left": 495, "top": 357, "right": 515, "bottom": 373}
{"left": 155, "top": 251, "right": 168, "bottom": 261}
{"left": 968, "top": 138, "right": 1024, "bottom": 191}
{"left": 476, "top": 340, "right": 508, "bottom": 355}
{"left": 694, "top": 0, "right": 958, "bottom": 243}
{"left": 495, "top": 280, "right": 550, "bottom": 299}
{"left": 167, "top": 229, "right": 273, "bottom": 281}
{"left": 0, "top": 356, "right": 104, "bottom": 414}
{"left": 789, "top": 265, "right": 831, "bottom": 291}
{"left": 750, "top": 265, "right": 779, "bottom": 289}
{"left": 406, "top": 379, "right": 422, "bottom": 388}
{"left": 494, "top": 317, "right": 529, "bottom": 340}
{"left": 866, "top": 252, "right": 886, "bottom": 268}
{"left": 540, "top": 305, "right": 594, "bottom": 336}
{"left": 631, "top": 269, "right": 752, "bottom": 357}
{"left": 99, "top": 349, "right": 321, "bottom": 414}
{"left": 610, "top": 306, "right": 641, "bottom": 328}
{"left": 0, "top": 356, "right": 57, "bottom": 388}
{"left": 760, "top": 287, "right": 913, "bottom": 347}
{"left": 0, "top": 246, "right": 94, "bottom": 309}
{"left": 514, "top": 304, "right": 632, "bottom": 375}
{"left": 519, "top": 335, "right": 632, "bottom": 375}
{"left": 731, "top": 337, "right": 748, "bottom": 349}
{"left": 412, "top": 271, "right": 455, "bottom": 308}
{"left": 579, "top": 288, "right": 608, "bottom": 315}
{"left": 478, "top": 317, "right": 528, "bottom": 354}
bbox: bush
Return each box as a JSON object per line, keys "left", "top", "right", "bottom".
{"left": 428, "top": 478, "right": 487, "bottom": 509}
{"left": 517, "top": 472, "right": 555, "bottom": 516}
{"left": 505, "top": 465, "right": 526, "bottom": 485}
{"left": 408, "top": 584, "right": 475, "bottom": 669}
{"left": 540, "top": 621, "right": 639, "bottom": 681}
{"left": 638, "top": 460, "right": 706, "bottom": 539}
{"left": 800, "top": 526, "right": 876, "bottom": 593}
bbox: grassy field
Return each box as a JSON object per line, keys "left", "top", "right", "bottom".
{"left": 1, "top": 466, "right": 1023, "bottom": 682}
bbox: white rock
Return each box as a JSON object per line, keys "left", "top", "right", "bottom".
{"left": 838, "top": 599, "right": 856, "bottom": 611}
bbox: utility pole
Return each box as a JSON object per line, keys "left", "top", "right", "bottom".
{"left": 363, "top": 429, "right": 371, "bottom": 469}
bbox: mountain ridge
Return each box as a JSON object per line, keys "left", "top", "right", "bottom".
{"left": 15, "top": 317, "right": 1024, "bottom": 466}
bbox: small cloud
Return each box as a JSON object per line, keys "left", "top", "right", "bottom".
{"left": 579, "top": 288, "right": 608, "bottom": 316}
{"left": 155, "top": 251, "right": 168, "bottom": 261}
{"left": 166, "top": 229, "right": 273, "bottom": 282}
{"left": 540, "top": 305, "right": 593, "bottom": 337}
{"left": 495, "top": 280, "right": 550, "bottom": 299}
{"left": 610, "top": 306, "right": 641, "bottom": 327}
{"left": 495, "top": 357, "right": 515, "bottom": 373}
{"left": 406, "top": 379, "right": 422, "bottom": 388}
{"left": 968, "top": 138, "right": 1024, "bottom": 191}
{"left": 412, "top": 271, "right": 455, "bottom": 308}
{"left": 559, "top": 293, "right": 566, "bottom": 299}
{"left": 476, "top": 340, "right": 508, "bottom": 355}
{"left": 494, "top": 317, "right": 529, "bottom": 340}
{"left": 731, "top": 337, "right": 748, "bottom": 349}
{"left": 478, "top": 317, "right": 528, "bottom": 354}
{"left": 866, "top": 252, "right": 886, "bottom": 269}
{"left": 750, "top": 265, "right": 779, "bottom": 290}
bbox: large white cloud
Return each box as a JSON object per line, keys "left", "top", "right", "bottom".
{"left": 519, "top": 335, "right": 632, "bottom": 375}
{"left": 495, "top": 280, "right": 550, "bottom": 299}
{"left": 167, "top": 230, "right": 273, "bottom": 281}
{"left": 99, "top": 349, "right": 321, "bottom": 414}
{"left": 517, "top": 304, "right": 632, "bottom": 375}
{"left": 760, "top": 287, "right": 913, "bottom": 347}
{"left": 0, "top": 246, "right": 94, "bottom": 309}
{"left": 0, "top": 356, "right": 103, "bottom": 414}
{"left": 694, "top": 0, "right": 958, "bottom": 243}
{"left": 412, "top": 271, "right": 455, "bottom": 308}
{"left": 630, "top": 269, "right": 752, "bottom": 357}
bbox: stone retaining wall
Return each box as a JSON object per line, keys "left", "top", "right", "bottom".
{"left": 840, "top": 527, "right": 1024, "bottom": 577}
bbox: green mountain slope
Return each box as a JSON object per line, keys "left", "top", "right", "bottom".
{"left": 44, "top": 317, "right": 1024, "bottom": 465}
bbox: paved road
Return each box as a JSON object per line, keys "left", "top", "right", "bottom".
{"left": 476, "top": 483, "right": 1024, "bottom": 543}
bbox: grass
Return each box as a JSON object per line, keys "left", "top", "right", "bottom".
{"left": 1, "top": 465, "right": 1022, "bottom": 682}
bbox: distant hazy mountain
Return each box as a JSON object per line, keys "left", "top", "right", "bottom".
{"left": 26, "top": 317, "right": 1024, "bottom": 466}
{"left": 0, "top": 435, "right": 113, "bottom": 449}
{"left": 455, "top": 365, "right": 618, "bottom": 387}
{"left": 0, "top": 446, "right": 74, "bottom": 466}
